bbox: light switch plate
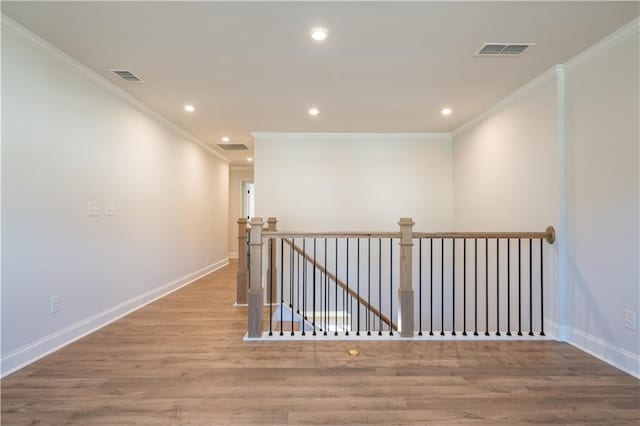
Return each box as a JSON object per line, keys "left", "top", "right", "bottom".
{"left": 88, "top": 202, "right": 101, "bottom": 216}
{"left": 104, "top": 202, "right": 116, "bottom": 216}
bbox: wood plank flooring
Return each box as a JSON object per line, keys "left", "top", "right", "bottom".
{"left": 2, "top": 260, "right": 638, "bottom": 425}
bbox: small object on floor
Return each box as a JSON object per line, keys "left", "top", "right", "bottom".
{"left": 348, "top": 349, "right": 359, "bottom": 356}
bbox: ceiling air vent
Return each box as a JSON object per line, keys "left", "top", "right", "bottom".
{"left": 110, "top": 69, "right": 143, "bottom": 83}
{"left": 476, "top": 43, "right": 534, "bottom": 56}
{"left": 217, "top": 143, "right": 248, "bottom": 151}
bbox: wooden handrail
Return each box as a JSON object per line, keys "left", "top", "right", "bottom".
{"left": 413, "top": 227, "right": 556, "bottom": 244}
{"left": 265, "top": 231, "right": 400, "bottom": 239}
{"left": 264, "top": 226, "right": 556, "bottom": 244}
{"left": 282, "top": 238, "right": 397, "bottom": 331}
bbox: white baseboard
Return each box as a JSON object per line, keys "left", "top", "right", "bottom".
{"left": 0, "top": 258, "right": 229, "bottom": 378}
{"left": 543, "top": 319, "right": 561, "bottom": 340}
{"left": 545, "top": 320, "right": 639, "bottom": 378}
{"left": 228, "top": 252, "right": 238, "bottom": 259}
{"left": 232, "top": 303, "right": 273, "bottom": 307}
{"left": 566, "top": 327, "right": 639, "bottom": 379}
{"left": 244, "top": 331, "right": 553, "bottom": 342}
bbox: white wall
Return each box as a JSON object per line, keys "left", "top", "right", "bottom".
{"left": 452, "top": 73, "right": 560, "bottom": 334}
{"left": 228, "top": 167, "right": 254, "bottom": 257}
{"left": 452, "top": 19, "right": 639, "bottom": 377}
{"left": 452, "top": 76, "right": 559, "bottom": 232}
{"left": 564, "top": 27, "right": 639, "bottom": 376}
{"left": 1, "top": 18, "right": 229, "bottom": 376}
{"left": 254, "top": 133, "right": 453, "bottom": 232}
{"left": 253, "top": 132, "right": 453, "bottom": 332}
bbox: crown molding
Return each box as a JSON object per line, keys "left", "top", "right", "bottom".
{"left": 1, "top": 14, "right": 230, "bottom": 164}
{"left": 251, "top": 132, "right": 452, "bottom": 142}
{"left": 452, "top": 67, "right": 557, "bottom": 137}
{"left": 565, "top": 16, "right": 639, "bottom": 72}
{"left": 453, "top": 17, "right": 639, "bottom": 138}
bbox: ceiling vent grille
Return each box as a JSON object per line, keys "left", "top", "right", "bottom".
{"left": 110, "top": 69, "right": 143, "bottom": 83}
{"left": 476, "top": 43, "right": 534, "bottom": 56}
{"left": 217, "top": 143, "right": 248, "bottom": 151}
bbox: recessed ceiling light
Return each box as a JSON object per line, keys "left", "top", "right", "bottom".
{"left": 308, "top": 107, "right": 320, "bottom": 117}
{"left": 310, "top": 27, "right": 328, "bottom": 42}
{"left": 221, "top": 136, "right": 230, "bottom": 143}
{"left": 247, "top": 157, "right": 253, "bottom": 162}
{"left": 441, "top": 107, "right": 452, "bottom": 116}
{"left": 184, "top": 105, "right": 195, "bottom": 112}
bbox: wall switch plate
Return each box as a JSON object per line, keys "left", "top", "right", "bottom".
{"left": 104, "top": 202, "right": 116, "bottom": 216}
{"left": 87, "top": 202, "right": 101, "bottom": 216}
{"left": 624, "top": 310, "right": 637, "bottom": 331}
{"left": 50, "top": 296, "right": 60, "bottom": 314}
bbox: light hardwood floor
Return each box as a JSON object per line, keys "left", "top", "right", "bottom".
{"left": 2, "top": 260, "right": 639, "bottom": 425}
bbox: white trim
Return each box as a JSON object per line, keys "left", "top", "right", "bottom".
{"left": 544, "top": 320, "right": 568, "bottom": 344}
{"left": 0, "top": 258, "right": 229, "bottom": 378}
{"left": 543, "top": 318, "right": 561, "bottom": 340}
{"left": 244, "top": 331, "right": 553, "bottom": 342}
{"left": 230, "top": 166, "right": 254, "bottom": 172}
{"left": 556, "top": 64, "right": 568, "bottom": 342}
{"left": 251, "top": 132, "right": 452, "bottom": 142}
{"left": 544, "top": 320, "right": 639, "bottom": 378}
{"left": 228, "top": 252, "right": 239, "bottom": 259}
{"left": 233, "top": 303, "right": 248, "bottom": 307}
{"left": 451, "top": 18, "right": 639, "bottom": 138}
{"left": 565, "top": 17, "right": 639, "bottom": 72}
{"left": 452, "top": 67, "right": 557, "bottom": 137}
{"left": 0, "top": 14, "right": 230, "bottom": 164}
{"left": 556, "top": 16, "right": 640, "bottom": 378}
{"left": 567, "top": 328, "right": 640, "bottom": 379}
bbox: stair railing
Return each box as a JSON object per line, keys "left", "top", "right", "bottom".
{"left": 241, "top": 216, "right": 555, "bottom": 339}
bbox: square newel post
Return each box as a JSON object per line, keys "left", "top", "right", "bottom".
{"left": 248, "top": 217, "right": 265, "bottom": 338}
{"left": 235, "top": 218, "right": 249, "bottom": 305}
{"left": 398, "top": 218, "right": 415, "bottom": 337}
{"left": 266, "top": 217, "right": 278, "bottom": 304}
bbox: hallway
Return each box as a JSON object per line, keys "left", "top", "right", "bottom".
{"left": 2, "top": 261, "right": 638, "bottom": 425}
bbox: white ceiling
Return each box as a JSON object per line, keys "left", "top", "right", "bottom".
{"left": 3, "top": 1, "right": 638, "bottom": 165}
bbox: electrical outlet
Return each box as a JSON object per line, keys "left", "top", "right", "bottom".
{"left": 87, "top": 202, "right": 101, "bottom": 216}
{"left": 624, "top": 310, "right": 637, "bottom": 331}
{"left": 104, "top": 202, "right": 116, "bottom": 216}
{"left": 50, "top": 296, "right": 60, "bottom": 314}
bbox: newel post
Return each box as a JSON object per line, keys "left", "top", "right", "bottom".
{"left": 266, "top": 217, "right": 278, "bottom": 304}
{"left": 248, "top": 217, "right": 265, "bottom": 338}
{"left": 235, "top": 218, "right": 249, "bottom": 305}
{"left": 398, "top": 218, "right": 415, "bottom": 337}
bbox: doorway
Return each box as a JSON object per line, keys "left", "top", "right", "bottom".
{"left": 242, "top": 181, "right": 255, "bottom": 219}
